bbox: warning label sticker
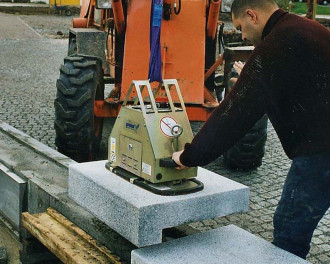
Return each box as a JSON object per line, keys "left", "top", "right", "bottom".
{"left": 110, "top": 137, "right": 116, "bottom": 162}
{"left": 142, "top": 162, "right": 152, "bottom": 176}
{"left": 159, "top": 116, "right": 178, "bottom": 137}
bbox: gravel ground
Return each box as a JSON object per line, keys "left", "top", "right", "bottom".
{"left": 0, "top": 13, "right": 329, "bottom": 264}
{"left": 19, "top": 14, "right": 73, "bottom": 38}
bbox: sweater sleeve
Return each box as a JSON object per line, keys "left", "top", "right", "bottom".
{"left": 180, "top": 51, "right": 268, "bottom": 167}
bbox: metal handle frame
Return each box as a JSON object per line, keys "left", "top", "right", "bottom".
{"left": 123, "top": 79, "right": 187, "bottom": 115}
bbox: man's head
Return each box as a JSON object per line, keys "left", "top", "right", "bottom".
{"left": 231, "top": 0, "right": 278, "bottom": 46}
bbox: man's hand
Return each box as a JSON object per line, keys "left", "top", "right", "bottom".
{"left": 172, "top": 150, "right": 188, "bottom": 170}
{"left": 233, "top": 61, "right": 245, "bottom": 75}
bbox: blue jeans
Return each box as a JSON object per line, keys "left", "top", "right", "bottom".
{"left": 273, "top": 152, "right": 330, "bottom": 259}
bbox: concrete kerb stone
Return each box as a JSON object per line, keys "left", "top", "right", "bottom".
{"left": 0, "top": 121, "right": 76, "bottom": 169}
{"left": 131, "top": 225, "right": 311, "bottom": 264}
{"left": 0, "top": 122, "right": 71, "bottom": 234}
{"left": 68, "top": 160, "right": 249, "bottom": 247}
{"left": 0, "top": 163, "right": 26, "bottom": 230}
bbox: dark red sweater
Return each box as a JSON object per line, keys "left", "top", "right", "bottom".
{"left": 180, "top": 9, "right": 330, "bottom": 167}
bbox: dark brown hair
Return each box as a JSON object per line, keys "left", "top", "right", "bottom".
{"left": 231, "top": 0, "right": 277, "bottom": 18}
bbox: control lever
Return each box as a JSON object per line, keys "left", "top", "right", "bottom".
{"left": 159, "top": 158, "right": 179, "bottom": 167}
{"left": 171, "top": 124, "right": 183, "bottom": 152}
{"left": 159, "top": 124, "right": 183, "bottom": 168}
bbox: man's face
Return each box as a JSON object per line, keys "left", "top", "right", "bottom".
{"left": 232, "top": 12, "right": 263, "bottom": 47}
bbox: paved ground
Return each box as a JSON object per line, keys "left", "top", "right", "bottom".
{"left": 0, "top": 12, "right": 329, "bottom": 264}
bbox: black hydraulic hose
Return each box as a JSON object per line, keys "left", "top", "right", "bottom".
{"left": 218, "top": 21, "right": 225, "bottom": 53}
{"left": 174, "top": 0, "right": 181, "bottom": 15}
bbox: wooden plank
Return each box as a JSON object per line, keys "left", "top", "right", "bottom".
{"left": 22, "top": 208, "right": 123, "bottom": 264}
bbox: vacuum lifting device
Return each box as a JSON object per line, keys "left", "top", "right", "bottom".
{"left": 105, "top": 79, "right": 203, "bottom": 195}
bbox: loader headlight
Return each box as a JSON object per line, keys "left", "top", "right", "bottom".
{"left": 220, "top": 0, "right": 233, "bottom": 13}
{"left": 96, "top": 0, "right": 112, "bottom": 9}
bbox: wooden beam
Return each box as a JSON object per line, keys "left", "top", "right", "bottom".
{"left": 22, "top": 208, "right": 123, "bottom": 264}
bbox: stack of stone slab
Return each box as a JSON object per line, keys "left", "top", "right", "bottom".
{"left": 69, "top": 160, "right": 310, "bottom": 263}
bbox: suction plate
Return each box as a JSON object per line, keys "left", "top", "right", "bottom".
{"left": 105, "top": 162, "right": 203, "bottom": 196}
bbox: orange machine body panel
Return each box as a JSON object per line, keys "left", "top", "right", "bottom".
{"left": 121, "top": 0, "right": 206, "bottom": 105}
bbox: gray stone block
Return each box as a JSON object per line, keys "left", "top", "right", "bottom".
{"left": 69, "top": 160, "right": 249, "bottom": 247}
{"left": 27, "top": 180, "right": 51, "bottom": 214}
{"left": 131, "top": 225, "right": 310, "bottom": 264}
{"left": 0, "top": 163, "right": 26, "bottom": 230}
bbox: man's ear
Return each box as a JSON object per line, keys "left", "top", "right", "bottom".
{"left": 245, "top": 9, "right": 258, "bottom": 23}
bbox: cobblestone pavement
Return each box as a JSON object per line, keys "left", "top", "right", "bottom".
{"left": 0, "top": 13, "right": 329, "bottom": 263}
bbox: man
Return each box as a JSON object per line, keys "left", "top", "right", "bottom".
{"left": 173, "top": 0, "right": 330, "bottom": 259}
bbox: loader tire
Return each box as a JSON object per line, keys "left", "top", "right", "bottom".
{"left": 54, "top": 55, "right": 104, "bottom": 162}
{"left": 223, "top": 115, "right": 268, "bottom": 170}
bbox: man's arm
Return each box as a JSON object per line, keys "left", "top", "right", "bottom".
{"left": 174, "top": 52, "right": 268, "bottom": 168}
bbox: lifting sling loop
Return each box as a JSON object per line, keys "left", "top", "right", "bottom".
{"left": 148, "top": 0, "right": 163, "bottom": 82}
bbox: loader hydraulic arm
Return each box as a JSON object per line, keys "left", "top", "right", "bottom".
{"left": 207, "top": 0, "right": 221, "bottom": 39}
{"left": 111, "top": 0, "right": 125, "bottom": 34}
